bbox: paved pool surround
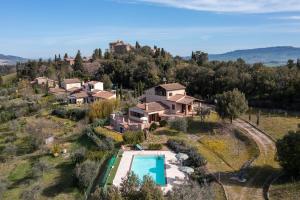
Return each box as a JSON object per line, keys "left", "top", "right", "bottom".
{"left": 113, "top": 150, "right": 186, "bottom": 193}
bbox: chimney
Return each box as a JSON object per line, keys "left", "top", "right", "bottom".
{"left": 145, "top": 103, "right": 149, "bottom": 111}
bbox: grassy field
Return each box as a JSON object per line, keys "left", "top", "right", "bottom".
{"left": 242, "top": 110, "right": 299, "bottom": 140}
{"left": 1, "top": 72, "right": 17, "bottom": 84}
{"left": 269, "top": 176, "right": 300, "bottom": 200}
{"left": 105, "top": 151, "right": 123, "bottom": 186}
{"left": 0, "top": 114, "right": 86, "bottom": 200}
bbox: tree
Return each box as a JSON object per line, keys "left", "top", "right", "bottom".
{"left": 73, "top": 50, "right": 84, "bottom": 72}
{"left": 256, "top": 110, "right": 261, "bottom": 126}
{"left": 191, "top": 51, "right": 208, "bottom": 66}
{"left": 216, "top": 89, "right": 248, "bottom": 123}
{"left": 120, "top": 172, "right": 140, "bottom": 200}
{"left": 88, "top": 99, "right": 120, "bottom": 121}
{"left": 287, "top": 59, "right": 295, "bottom": 69}
{"left": 75, "top": 160, "right": 98, "bottom": 189}
{"left": 0, "top": 76, "right": 3, "bottom": 86}
{"left": 101, "top": 74, "right": 113, "bottom": 90}
{"left": 297, "top": 59, "right": 300, "bottom": 70}
{"left": 135, "top": 41, "right": 141, "bottom": 49}
{"left": 139, "top": 176, "right": 164, "bottom": 200}
{"left": 91, "top": 186, "right": 122, "bottom": 200}
{"left": 276, "top": 130, "right": 300, "bottom": 176}
{"left": 64, "top": 53, "right": 68, "bottom": 59}
{"left": 71, "top": 147, "right": 86, "bottom": 164}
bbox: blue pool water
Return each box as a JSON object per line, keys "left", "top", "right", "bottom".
{"left": 130, "top": 155, "right": 166, "bottom": 186}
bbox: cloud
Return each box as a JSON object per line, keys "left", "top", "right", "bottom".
{"left": 128, "top": 0, "right": 300, "bottom": 13}
{"left": 271, "top": 15, "right": 300, "bottom": 20}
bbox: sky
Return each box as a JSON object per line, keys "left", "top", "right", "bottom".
{"left": 1, "top": 0, "right": 300, "bottom": 58}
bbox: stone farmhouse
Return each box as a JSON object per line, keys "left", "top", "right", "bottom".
{"left": 110, "top": 83, "right": 201, "bottom": 133}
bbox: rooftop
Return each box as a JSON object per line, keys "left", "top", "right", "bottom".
{"left": 135, "top": 101, "right": 169, "bottom": 113}
{"left": 92, "top": 91, "right": 115, "bottom": 99}
{"left": 63, "top": 78, "right": 81, "bottom": 84}
{"left": 168, "top": 94, "right": 195, "bottom": 104}
{"left": 158, "top": 83, "right": 186, "bottom": 91}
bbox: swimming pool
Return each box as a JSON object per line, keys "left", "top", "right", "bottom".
{"left": 130, "top": 155, "right": 166, "bottom": 186}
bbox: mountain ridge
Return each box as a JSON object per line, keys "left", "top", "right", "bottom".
{"left": 208, "top": 46, "right": 300, "bottom": 66}
{"left": 0, "top": 54, "right": 27, "bottom": 65}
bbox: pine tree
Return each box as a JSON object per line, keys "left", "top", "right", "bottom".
{"left": 58, "top": 54, "right": 61, "bottom": 61}
{"left": 54, "top": 54, "right": 57, "bottom": 62}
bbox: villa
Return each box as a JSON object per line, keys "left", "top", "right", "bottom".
{"left": 111, "top": 83, "right": 201, "bottom": 132}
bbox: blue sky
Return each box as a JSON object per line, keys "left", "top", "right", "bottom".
{"left": 1, "top": 0, "right": 300, "bottom": 58}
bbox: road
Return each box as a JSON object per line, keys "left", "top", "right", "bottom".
{"left": 220, "top": 119, "right": 278, "bottom": 200}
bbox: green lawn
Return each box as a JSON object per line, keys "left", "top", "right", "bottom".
{"left": 242, "top": 111, "right": 299, "bottom": 140}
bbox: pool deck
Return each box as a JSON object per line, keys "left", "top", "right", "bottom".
{"left": 112, "top": 150, "right": 187, "bottom": 193}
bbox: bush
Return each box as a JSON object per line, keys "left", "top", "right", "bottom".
{"left": 149, "top": 123, "right": 158, "bottom": 132}
{"left": 168, "top": 118, "right": 188, "bottom": 132}
{"left": 123, "top": 131, "right": 145, "bottom": 144}
{"left": 75, "top": 160, "right": 98, "bottom": 189}
{"left": 276, "top": 130, "right": 300, "bottom": 176}
{"left": 90, "top": 118, "right": 109, "bottom": 128}
{"left": 167, "top": 139, "right": 206, "bottom": 167}
{"left": 159, "top": 120, "right": 167, "bottom": 127}
{"left": 52, "top": 108, "right": 86, "bottom": 121}
{"left": 148, "top": 143, "right": 163, "bottom": 150}
{"left": 71, "top": 147, "right": 86, "bottom": 164}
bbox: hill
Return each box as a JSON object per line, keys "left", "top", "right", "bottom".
{"left": 0, "top": 54, "right": 27, "bottom": 65}
{"left": 209, "top": 46, "right": 300, "bottom": 66}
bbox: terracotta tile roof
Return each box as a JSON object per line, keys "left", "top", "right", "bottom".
{"left": 49, "top": 87, "right": 66, "bottom": 94}
{"left": 135, "top": 101, "right": 169, "bottom": 113}
{"left": 71, "top": 91, "right": 88, "bottom": 98}
{"left": 87, "top": 81, "right": 100, "bottom": 85}
{"left": 158, "top": 83, "right": 186, "bottom": 91}
{"left": 92, "top": 91, "right": 115, "bottom": 99}
{"left": 168, "top": 94, "right": 195, "bottom": 104}
{"left": 67, "top": 87, "right": 81, "bottom": 92}
{"left": 63, "top": 78, "right": 81, "bottom": 84}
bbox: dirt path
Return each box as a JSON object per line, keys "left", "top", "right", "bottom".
{"left": 219, "top": 119, "right": 278, "bottom": 200}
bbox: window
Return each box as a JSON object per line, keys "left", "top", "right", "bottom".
{"left": 172, "top": 104, "right": 175, "bottom": 110}
{"left": 169, "top": 93, "right": 173, "bottom": 97}
{"left": 130, "top": 111, "right": 144, "bottom": 118}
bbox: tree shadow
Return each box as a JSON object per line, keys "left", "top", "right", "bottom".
{"left": 42, "top": 162, "right": 76, "bottom": 197}
{"left": 212, "top": 165, "right": 281, "bottom": 189}
{"left": 155, "top": 129, "right": 179, "bottom": 136}
{"left": 187, "top": 120, "right": 220, "bottom": 135}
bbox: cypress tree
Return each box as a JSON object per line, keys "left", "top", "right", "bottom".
{"left": 73, "top": 50, "right": 84, "bottom": 72}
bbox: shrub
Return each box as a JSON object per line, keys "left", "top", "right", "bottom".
{"left": 167, "top": 139, "right": 206, "bottom": 167}
{"left": 123, "top": 131, "right": 145, "bottom": 144}
{"left": 159, "top": 120, "right": 167, "bottom": 127}
{"left": 71, "top": 147, "right": 86, "bottom": 164}
{"left": 90, "top": 118, "right": 109, "bottom": 128}
{"left": 148, "top": 143, "right": 163, "bottom": 150}
{"left": 75, "top": 160, "right": 98, "bottom": 189}
{"left": 149, "top": 123, "right": 158, "bottom": 132}
{"left": 168, "top": 118, "right": 188, "bottom": 132}
{"left": 52, "top": 108, "right": 86, "bottom": 121}
{"left": 276, "top": 130, "right": 300, "bottom": 176}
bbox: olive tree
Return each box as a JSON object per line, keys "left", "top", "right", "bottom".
{"left": 215, "top": 89, "right": 248, "bottom": 123}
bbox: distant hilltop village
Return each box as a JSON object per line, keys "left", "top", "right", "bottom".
{"left": 63, "top": 40, "right": 135, "bottom": 65}
{"left": 109, "top": 40, "right": 134, "bottom": 54}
